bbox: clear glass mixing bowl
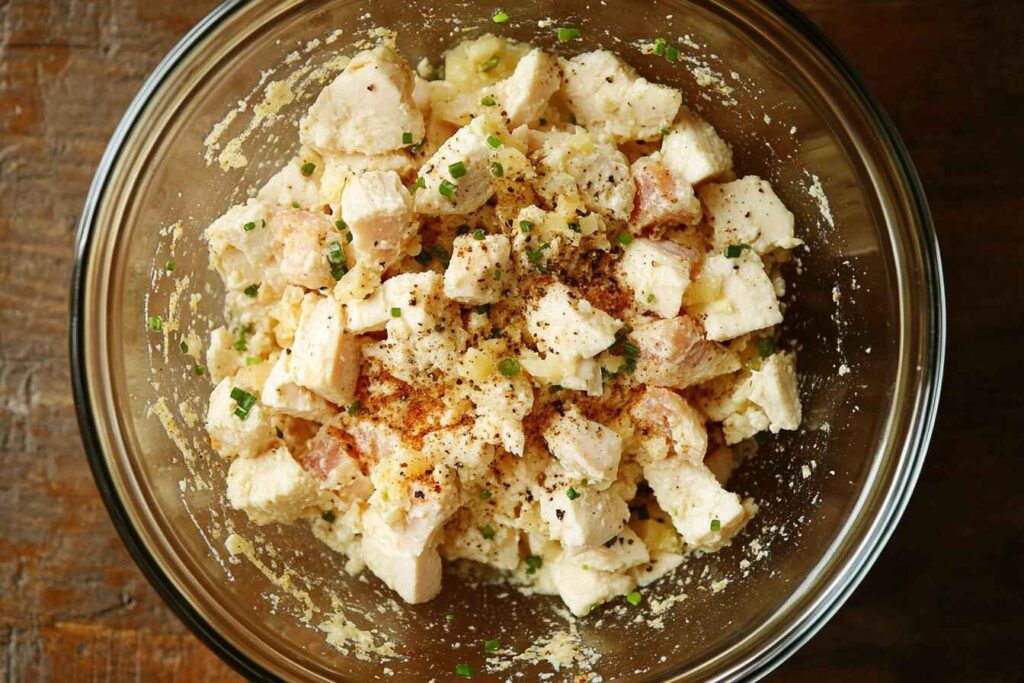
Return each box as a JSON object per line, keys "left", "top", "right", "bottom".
{"left": 70, "top": 0, "right": 944, "bottom": 680}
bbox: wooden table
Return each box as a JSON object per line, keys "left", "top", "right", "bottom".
{"left": 1, "top": 1, "right": 1019, "bottom": 679}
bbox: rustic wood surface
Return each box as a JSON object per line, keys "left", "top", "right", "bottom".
{"left": 0, "top": 0, "right": 1019, "bottom": 680}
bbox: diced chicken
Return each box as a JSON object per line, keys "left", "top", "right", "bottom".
{"left": 206, "top": 326, "right": 242, "bottom": 383}
{"left": 748, "top": 352, "right": 802, "bottom": 433}
{"left": 549, "top": 555, "right": 636, "bottom": 617}
{"left": 206, "top": 377, "right": 276, "bottom": 459}
{"left": 361, "top": 506, "right": 443, "bottom": 604}
{"left": 561, "top": 50, "right": 681, "bottom": 142}
{"left": 460, "top": 349, "right": 535, "bottom": 455}
{"left": 661, "top": 108, "right": 733, "bottom": 185}
{"left": 272, "top": 208, "right": 338, "bottom": 290}
{"left": 631, "top": 551, "right": 685, "bottom": 587}
{"left": 491, "top": 48, "right": 561, "bottom": 127}
{"left": 340, "top": 170, "right": 417, "bottom": 266}
{"left": 533, "top": 129, "right": 635, "bottom": 221}
{"left": 205, "top": 202, "right": 278, "bottom": 291}
{"left": 617, "top": 238, "right": 695, "bottom": 319}
{"left": 300, "top": 47, "right": 424, "bottom": 156}
{"left": 543, "top": 405, "right": 622, "bottom": 486}
{"left": 226, "top": 446, "right": 324, "bottom": 525}
{"left": 538, "top": 468, "right": 630, "bottom": 549}
{"left": 290, "top": 295, "right": 361, "bottom": 406}
{"left": 258, "top": 152, "right": 324, "bottom": 210}
{"left": 629, "top": 387, "right": 708, "bottom": 465}
{"left": 415, "top": 114, "right": 502, "bottom": 215}
{"left": 260, "top": 352, "right": 333, "bottom": 420}
{"left": 643, "top": 457, "right": 756, "bottom": 551}
{"left": 565, "top": 526, "right": 650, "bottom": 572}
{"left": 630, "top": 316, "right": 740, "bottom": 389}
{"left": 269, "top": 286, "right": 306, "bottom": 348}
{"left": 441, "top": 509, "right": 521, "bottom": 571}
{"left": 345, "top": 271, "right": 448, "bottom": 333}
{"left": 629, "top": 155, "right": 702, "bottom": 231}
{"left": 311, "top": 504, "right": 365, "bottom": 574}
{"left": 369, "top": 454, "right": 460, "bottom": 556}
{"left": 295, "top": 425, "right": 372, "bottom": 502}
{"left": 519, "top": 350, "right": 603, "bottom": 396}
{"left": 527, "top": 282, "right": 623, "bottom": 359}
{"left": 685, "top": 251, "right": 782, "bottom": 341}
{"left": 700, "top": 176, "right": 802, "bottom": 254}
{"left": 421, "top": 425, "right": 496, "bottom": 486}
{"left": 427, "top": 34, "right": 531, "bottom": 126}
{"left": 443, "top": 234, "right": 511, "bottom": 305}
{"left": 318, "top": 151, "right": 416, "bottom": 212}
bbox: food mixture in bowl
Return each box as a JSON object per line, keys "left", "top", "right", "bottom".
{"left": 203, "top": 33, "right": 803, "bottom": 617}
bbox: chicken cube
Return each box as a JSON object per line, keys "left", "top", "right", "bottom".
{"left": 566, "top": 526, "right": 650, "bottom": 572}
{"left": 205, "top": 377, "right": 276, "bottom": 459}
{"left": 318, "top": 151, "right": 417, "bottom": 212}
{"left": 749, "top": 351, "right": 802, "bottom": 432}
{"left": 258, "top": 152, "right": 324, "bottom": 210}
{"left": 260, "top": 352, "right": 334, "bottom": 421}
{"left": 340, "top": 170, "right": 417, "bottom": 266}
{"left": 538, "top": 470, "right": 630, "bottom": 549}
{"left": 295, "top": 424, "right": 372, "bottom": 502}
{"left": 361, "top": 506, "right": 443, "bottom": 604}
{"left": 629, "top": 155, "right": 702, "bottom": 232}
{"left": 415, "top": 115, "right": 501, "bottom": 215}
{"left": 561, "top": 50, "right": 681, "bottom": 141}
{"left": 226, "top": 446, "right": 324, "bottom": 525}
{"left": 542, "top": 405, "right": 622, "bottom": 486}
{"left": 272, "top": 208, "right": 339, "bottom": 291}
{"left": 643, "top": 457, "right": 756, "bottom": 551}
{"left": 205, "top": 202, "right": 278, "bottom": 292}
{"left": 629, "top": 387, "right": 708, "bottom": 465}
{"left": 369, "top": 454, "right": 461, "bottom": 556}
{"left": 206, "top": 326, "right": 242, "bottom": 383}
{"left": 661, "top": 108, "right": 733, "bottom": 185}
{"left": 700, "top": 176, "right": 802, "bottom": 254}
{"left": 519, "top": 350, "right": 603, "bottom": 396}
{"left": 290, "top": 295, "right": 360, "bottom": 406}
{"left": 630, "top": 316, "right": 740, "bottom": 389}
{"left": 549, "top": 556, "right": 636, "bottom": 617}
{"left": 443, "top": 234, "right": 511, "bottom": 305}
{"left": 533, "top": 129, "right": 635, "bottom": 221}
{"left": 617, "top": 238, "right": 695, "bottom": 319}
{"left": 441, "top": 510, "right": 521, "bottom": 572}
{"left": 527, "top": 282, "right": 623, "bottom": 360}
{"left": 421, "top": 425, "right": 496, "bottom": 486}
{"left": 631, "top": 551, "right": 685, "bottom": 587}
{"left": 461, "top": 353, "right": 535, "bottom": 456}
{"left": 686, "top": 251, "right": 783, "bottom": 341}
{"left": 300, "top": 47, "right": 424, "bottom": 156}
{"left": 491, "top": 48, "right": 561, "bottom": 127}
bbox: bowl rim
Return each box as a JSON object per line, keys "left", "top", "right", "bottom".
{"left": 69, "top": 1, "right": 945, "bottom": 680}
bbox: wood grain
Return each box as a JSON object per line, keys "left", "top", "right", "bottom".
{"left": 0, "top": 1, "right": 1019, "bottom": 680}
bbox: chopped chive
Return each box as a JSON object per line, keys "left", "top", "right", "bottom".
{"left": 566, "top": 487, "right": 580, "bottom": 501}
{"left": 300, "top": 162, "right": 316, "bottom": 176}
{"left": 390, "top": 307, "right": 402, "bottom": 318}
{"left": 291, "top": 200, "right": 300, "bottom": 208}
{"left": 617, "top": 231, "right": 634, "bottom": 246}
{"left": 486, "top": 134, "right": 502, "bottom": 149}
{"left": 431, "top": 245, "right": 451, "bottom": 265}
{"left": 481, "top": 94, "right": 496, "bottom": 106}
{"left": 147, "top": 315, "right": 163, "bottom": 332}
{"left": 415, "top": 249, "right": 433, "bottom": 266}
{"left": 497, "top": 358, "right": 520, "bottom": 378}
{"left": 408, "top": 176, "right": 426, "bottom": 194}
{"left": 165, "top": 260, "right": 176, "bottom": 272}
{"left": 710, "top": 518, "right": 722, "bottom": 532}
{"left": 439, "top": 179, "right": 457, "bottom": 199}
{"left": 725, "top": 243, "right": 750, "bottom": 258}
{"left": 480, "top": 55, "right": 500, "bottom": 72}
{"left": 335, "top": 218, "right": 347, "bottom": 230}
{"left": 557, "top": 27, "right": 581, "bottom": 42}
{"left": 347, "top": 400, "right": 363, "bottom": 416}
{"left": 526, "top": 244, "right": 548, "bottom": 273}
{"left": 345, "top": 230, "right": 353, "bottom": 243}
{"left": 665, "top": 44, "right": 679, "bottom": 62}
{"left": 194, "top": 365, "right": 204, "bottom": 376}
{"left": 661, "top": 126, "right": 670, "bottom": 138}
{"left": 448, "top": 160, "right": 468, "bottom": 178}
{"left": 481, "top": 524, "right": 496, "bottom": 540}
{"left": 480, "top": 489, "right": 492, "bottom": 500}
{"left": 485, "top": 638, "right": 501, "bottom": 652}
{"left": 455, "top": 664, "right": 473, "bottom": 679}
{"left": 519, "top": 219, "right": 534, "bottom": 234}
{"left": 327, "top": 241, "right": 347, "bottom": 280}
{"left": 474, "top": 304, "right": 491, "bottom": 315}
{"left": 626, "top": 591, "right": 643, "bottom": 606}
{"left": 654, "top": 37, "right": 667, "bottom": 56}
{"left": 525, "top": 555, "right": 542, "bottom": 574}
{"left": 179, "top": 341, "right": 188, "bottom": 354}
{"left": 245, "top": 356, "right": 261, "bottom": 366}
{"left": 622, "top": 342, "right": 640, "bottom": 360}
{"left": 473, "top": 227, "right": 486, "bottom": 240}
{"left": 646, "top": 293, "right": 656, "bottom": 303}
{"left": 321, "top": 510, "right": 336, "bottom": 523}
{"left": 229, "top": 387, "right": 257, "bottom": 419}
{"left": 244, "top": 283, "right": 260, "bottom": 298}
{"left": 402, "top": 131, "right": 413, "bottom": 145}
{"left": 490, "top": 161, "right": 504, "bottom": 177}
{"left": 493, "top": 268, "right": 503, "bottom": 281}
{"left": 492, "top": 10, "right": 509, "bottom": 23}
{"left": 446, "top": 614, "right": 456, "bottom": 624}
{"left": 568, "top": 222, "right": 581, "bottom": 233}
{"left": 757, "top": 337, "right": 776, "bottom": 359}
{"left": 243, "top": 221, "right": 257, "bottom": 232}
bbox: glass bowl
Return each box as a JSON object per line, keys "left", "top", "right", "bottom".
{"left": 70, "top": 0, "right": 944, "bottom": 680}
